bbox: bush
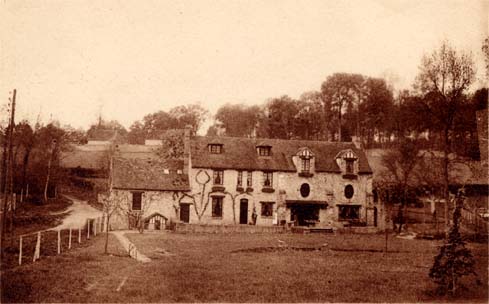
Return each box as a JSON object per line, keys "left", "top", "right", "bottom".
{"left": 429, "top": 190, "right": 477, "bottom": 295}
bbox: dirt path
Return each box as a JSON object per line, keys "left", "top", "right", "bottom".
{"left": 111, "top": 231, "right": 151, "bottom": 263}
{"left": 53, "top": 195, "right": 102, "bottom": 230}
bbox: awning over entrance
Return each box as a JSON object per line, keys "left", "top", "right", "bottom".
{"left": 285, "top": 200, "right": 328, "bottom": 206}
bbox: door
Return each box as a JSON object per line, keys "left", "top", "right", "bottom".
{"left": 240, "top": 199, "right": 248, "bottom": 224}
{"left": 180, "top": 204, "right": 190, "bottom": 223}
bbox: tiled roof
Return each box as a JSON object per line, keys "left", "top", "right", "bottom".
{"left": 112, "top": 157, "right": 189, "bottom": 191}
{"left": 190, "top": 136, "right": 372, "bottom": 173}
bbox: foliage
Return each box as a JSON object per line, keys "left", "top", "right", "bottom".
{"left": 127, "top": 104, "right": 207, "bottom": 143}
{"left": 214, "top": 103, "right": 260, "bottom": 137}
{"left": 429, "top": 190, "right": 477, "bottom": 295}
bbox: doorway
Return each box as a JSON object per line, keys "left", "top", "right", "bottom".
{"left": 289, "top": 204, "right": 320, "bottom": 226}
{"left": 180, "top": 204, "right": 190, "bottom": 223}
{"left": 240, "top": 199, "right": 248, "bottom": 224}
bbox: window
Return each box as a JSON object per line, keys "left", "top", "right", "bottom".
{"left": 345, "top": 159, "right": 354, "bottom": 174}
{"left": 247, "top": 171, "right": 253, "bottom": 187}
{"left": 257, "top": 146, "right": 271, "bottom": 156}
{"left": 301, "top": 158, "right": 311, "bottom": 173}
{"left": 344, "top": 185, "right": 354, "bottom": 199}
{"left": 177, "top": 169, "right": 183, "bottom": 175}
{"left": 209, "top": 144, "right": 222, "bottom": 154}
{"left": 261, "top": 202, "right": 274, "bottom": 217}
{"left": 263, "top": 172, "right": 273, "bottom": 187}
{"left": 132, "top": 192, "right": 142, "bottom": 210}
{"left": 237, "top": 171, "right": 243, "bottom": 187}
{"left": 300, "top": 183, "right": 310, "bottom": 198}
{"left": 213, "top": 170, "right": 224, "bottom": 185}
{"left": 212, "top": 196, "right": 223, "bottom": 218}
{"left": 338, "top": 205, "right": 360, "bottom": 221}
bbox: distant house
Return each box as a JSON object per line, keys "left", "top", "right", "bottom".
{"left": 108, "top": 130, "right": 377, "bottom": 230}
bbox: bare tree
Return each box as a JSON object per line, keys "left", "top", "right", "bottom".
{"left": 381, "top": 139, "right": 423, "bottom": 233}
{"left": 414, "top": 41, "right": 475, "bottom": 235}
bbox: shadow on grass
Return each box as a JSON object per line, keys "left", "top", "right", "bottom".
{"left": 231, "top": 246, "right": 409, "bottom": 254}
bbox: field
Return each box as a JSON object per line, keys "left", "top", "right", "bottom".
{"left": 1, "top": 232, "right": 488, "bottom": 303}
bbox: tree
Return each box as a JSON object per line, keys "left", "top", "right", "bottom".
{"left": 214, "top": 103, "right": 260, "bottom": 137}
{"left": 414, "top": 41, "right": 476, "bottom": 235}
{"left": 36, "top": 123, "right": 69, "bottom": 203}
{"left": 429, "top": 189, "right": 476, "bottom": 295}
{"left": 258, "top": 96, "right": 298, "bottom": 139}
{"left": 321, "top": 73, "right": 364, "bottom": 141}
{"left": 168, "top": 104, "right": 208, "bottom": 134}
{"left": 294, "top": 91, "right": 327, "bottom": 140}
{"left": 482, "top": 37, "right": 489, "bottom": 79}
{"left": 87, "top": 119, "right": 127, "bottom": 140}
{"left": 358, "top": 78, "right": 395, "bottom": 147}
{"left": 381, "top": 139, "right": 423, "bottom": 233}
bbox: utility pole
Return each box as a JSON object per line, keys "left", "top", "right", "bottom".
{"left": 1, "top": 89, "right": 16, "bottom": 259}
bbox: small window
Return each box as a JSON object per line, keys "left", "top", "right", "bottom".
{"left": 212, "top": 196, "right": 223, "bottom": 218}
{"left": 263, "top": 172, "right": 273, "bottom": 187}
{"left": 346, "top": 159, "right": 354, "bottom": 174}
{"left": 213, "top": 170, "right": 224, "bottom": 185}
{"left": 132, "top": 192, "right": 142, "bottom": 210}
{"left": 163, "top": 169, "right": 170, "bottom": 174}
{"left": 300, "top": 183, "right": 310, "bottom": 198}
{"left": 344, "top": 185, "right": 354, "bottom": 199}
{"left": 177, "top": 169, "right": 183, "bottom": 175}
{"left": 237, "top": 171, "right": 243, "bottom": 187}
{"left": 257, "top": 146, "right": 271, "bottom": 156}
{"left": 247, "top": 171, "right": 253, "bottom": 187}
{"left": 338, "top": 205, "right": 360, "bottom": 221}
{"left": 209, "top": 144, "right": 222, "bottom": 154}
{"left": 301, "top": 158, "right": 311, "bottom": 173}
{"left": 261, "top": 202, "right": 274, "bottom": 217}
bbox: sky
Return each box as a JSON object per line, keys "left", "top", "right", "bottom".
{"left": 1, "top": 0, "right": 487, "bottom": 132}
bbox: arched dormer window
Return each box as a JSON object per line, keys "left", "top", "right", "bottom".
{"left": 336, "top": 149, "right": 358, "bottom": 179}
{"left": 297, "top": 148, "right": 314, "bottom": 177}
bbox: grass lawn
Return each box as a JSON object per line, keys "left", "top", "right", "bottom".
{"left": 1, "top": 232, "right": 488, "bottom": 303}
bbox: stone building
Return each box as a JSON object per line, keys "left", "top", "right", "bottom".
{"left": 108, "top": 131, "right": 376, "bottom": 230}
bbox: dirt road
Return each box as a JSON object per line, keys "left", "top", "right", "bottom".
{"left": 53, "top": 195, "right": 102, "bottom": 230}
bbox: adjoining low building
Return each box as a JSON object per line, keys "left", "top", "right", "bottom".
{"left": 108, "top": 131, "right": 377, "bottom": 230}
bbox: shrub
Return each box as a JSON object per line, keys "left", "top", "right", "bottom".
{"left": 429, "top": 190, "right": 477, "bottom": 295}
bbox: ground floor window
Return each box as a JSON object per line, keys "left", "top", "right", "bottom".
{"left": 260, "top": 202, "right": 274, "bottom": 217}
{"left": 212, "top": 196, "right": 223, "bottom": 218}
{"left": 338, "top": 205, "right": 361, "bottom": 221}
{"left": 132, "top": 192, "right": 143, "bottom": 210}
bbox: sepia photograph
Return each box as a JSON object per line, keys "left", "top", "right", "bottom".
{"left": 0, "top": 0, "right": 488, "bottom": 303}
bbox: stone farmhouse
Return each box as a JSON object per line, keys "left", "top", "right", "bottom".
{"left": 107, "top": 130, "right": 377, "bottom": 231}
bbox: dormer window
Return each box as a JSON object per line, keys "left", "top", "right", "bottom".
{"left": 297, "top": 148, "right": 314, "bottom": 177}
{"left": 336, "top": 149, "right": 358, "bottom": 179}
{"left": 345, "top": 159, "right": 354, "bottom": 174}
{"left": 209, "top": 144, "right": 223, "bottom": 154}
{"left": 301, "top": 158, "right": 311, "bottom": 173}
{"left": 257, "top": 146, "right": 271, "bottom": 156}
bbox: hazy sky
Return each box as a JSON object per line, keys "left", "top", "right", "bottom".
{"left": 1, "top": 0, "right": 487, "bottom": 131}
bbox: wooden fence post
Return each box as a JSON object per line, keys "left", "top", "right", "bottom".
{"left": 20, "top": 188, "right": 23, "bottom": 203}
{"left": 94, "top": 218, "right": 97, "bottom": 236}
{"left": 87, "top": 219, "right": 90, "bottom": 239}
{"left": 33, "top": 231, "right": 41, "bottom": 262}
{"left": 68, "top": 228, "right": 72, "bottom": 249}
{"left": 18, "top": 236, "right": 23, "bottom": 265}
{"left": 57, "top": 230, "right": 61, "bottom": 254}
{"left": 78, "top": 227, "right": 81, "bottom": 243}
